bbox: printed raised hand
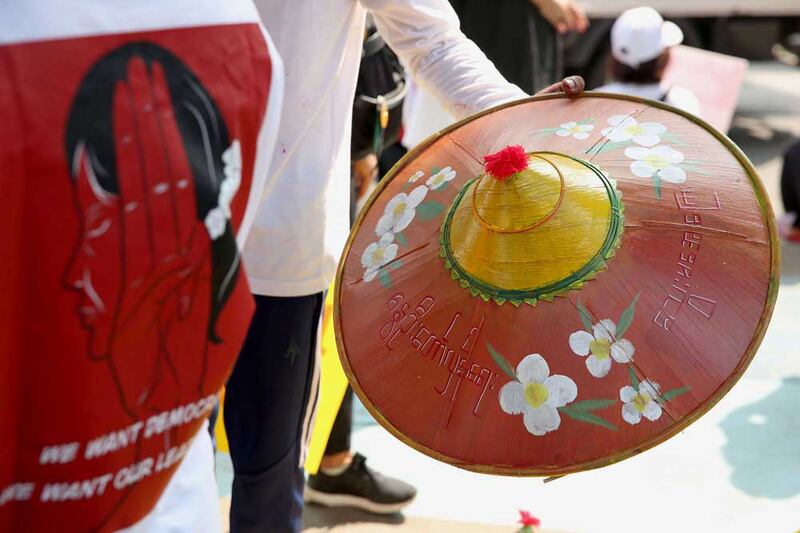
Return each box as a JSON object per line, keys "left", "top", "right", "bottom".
{"left": 69, "top": 56, "right": 213, "bottom": 417}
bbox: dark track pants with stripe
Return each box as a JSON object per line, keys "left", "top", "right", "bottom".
{"left": 224, "top": 293, "right": 323, "bottom": 533}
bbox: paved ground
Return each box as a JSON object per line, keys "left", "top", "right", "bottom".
{"left": 217, "top": 61, "right": 800, "bottom": 533}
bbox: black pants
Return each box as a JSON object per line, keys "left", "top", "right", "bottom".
{"left": 224, "top": 294, "right": 323, "bottom": 533}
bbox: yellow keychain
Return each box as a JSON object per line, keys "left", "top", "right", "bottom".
{"left": 378, "top": 95, "right": 389, "bottom": 130}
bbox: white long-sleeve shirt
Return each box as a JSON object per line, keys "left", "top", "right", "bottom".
{"left": 246, "top": 0, "right": 526, "bottom": 296}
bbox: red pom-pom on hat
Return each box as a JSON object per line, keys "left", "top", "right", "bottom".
{"left": 518, "top": 510, "right": 541, "bottom": 527}
{"left": 484, "top": 145, "right": 529, "bottom": 181}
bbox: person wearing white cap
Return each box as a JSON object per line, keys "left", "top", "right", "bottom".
{"left": 596, "top": 6, "right": 700, "bottom": 116}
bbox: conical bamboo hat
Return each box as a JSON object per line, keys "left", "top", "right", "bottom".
{"left": 335, "top": 93, "right": 778, "bottom": 476}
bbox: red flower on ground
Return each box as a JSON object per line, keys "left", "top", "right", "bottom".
{"left": 518, "top": 510, "right": 541, "bottom": 527}
{"left": 484, "top": 145, "right": 529, "bottom": 181}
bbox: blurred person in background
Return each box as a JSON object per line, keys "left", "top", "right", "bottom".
{"left": 596, "top": 6, "right": 701, "bottom": 116}
{"left": 404, "top": 0, "right": 588, "bottom": 155}
{"left": 348, "top": 18, "right": 408, "bottom": 219}
{"left": 452, "top": 0, "right": 588, "bottom": 94}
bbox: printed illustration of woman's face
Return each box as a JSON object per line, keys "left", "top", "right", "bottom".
{"left": 66, "top": 146, "right": 122, "bottom": 358}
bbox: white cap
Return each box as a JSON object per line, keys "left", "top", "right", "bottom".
{"left": 611, "top": 7, "right": 683, "bottom": 68}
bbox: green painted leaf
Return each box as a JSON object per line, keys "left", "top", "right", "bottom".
{"left": 681, "top": 164, "right": 711, "bottom": 176}
{"left": 568, "top": 399, "right": 617, "bottom": 412}
{"left": 587, "top": 140, "right": 629, "bottom": 156}
{"left": 378, "top": 269, "right": 392, "bottom": 288}
{"left": 661, "top": 132, "right": 688, "bottom": 146}
{"left": 487, "top": 343, "right": 518, "bottom": 382}
{"left": 629, "top": 366, "right": 640, "bottom": 389}
{"left": 576, "top": 299, "right": 594, "bottom": 332}
{"left": 387, "top": 259, "right": 404, "bottom": 271}
{"left": 558, "top": 406, "right": 618, "bottom": 431}
{"left": 429, "top": 166, "right": 441, "bottom": 175}
{"left": 654, "top": 174, "right": 662, "bottom": 199}
{"left": 395, "top": 232, "right": 408, "bottom": 247}
{"left": 615, "top": 292, "right": 640, "bottom": 338}
{"left": 661, "top": 386, "right": 690, "bottom": 401}
{"left": 416, "top": 201, "right": 445, "bottom": 221}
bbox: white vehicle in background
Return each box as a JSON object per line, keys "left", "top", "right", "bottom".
{"left": 581, "top": 1, "right": 799, "bottom": 17}
{"left": 568, "top": 0, "right": 800, "bottom": 87}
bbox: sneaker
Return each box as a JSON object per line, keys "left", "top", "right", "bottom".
{"left": 305, "top": 453, "right": 416, "bottom": 514}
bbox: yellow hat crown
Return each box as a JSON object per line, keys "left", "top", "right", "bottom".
{"left": 440, "top": 148, "right": 625, "bottom": 306}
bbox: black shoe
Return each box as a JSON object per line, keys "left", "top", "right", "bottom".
{"left": 305, "top": 453, "right": 417, "bottom": 514}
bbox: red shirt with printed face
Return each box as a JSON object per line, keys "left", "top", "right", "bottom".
{"left": 0, "top": 20, "right": 277, "bottom": 532}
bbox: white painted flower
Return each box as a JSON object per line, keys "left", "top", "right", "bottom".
{"left": 408, "top": 170, "right": 424, "bottom": 184}
{"left": 569, "top": 319, "right": 635, "bottom": 378}
{"left": 602, "top": 115, "right": 667, "bottom": 147}
{"left": 218, "top": 139, "right": 242, "bottom": 217}
{"left": 426, "top": 166, "right": 456, "bottom": 190}
{"left": 222, "top": 139, "right": 241, "bottom": 182}
{"left": 361, "top": 232, "right": 398, "bottom": 282}
{"left": 624, "top": 145, "right": 687, "bottom": 184}
{"left": 204, "top": 207, "right": 227, "bottom": 240}
{"left": 375, "top": 185, "right": 428, "bottom": 236}
{"left": 499, "top": 354, "right": 577, "bottom": 436}
{"left": 620, "top": 380, "right": 662, "bottom": 425}
{"left": 556, "top": 121, "right": 595, "bottom": 140}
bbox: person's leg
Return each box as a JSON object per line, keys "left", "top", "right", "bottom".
{"left": 225, "top": 294, "right": 323, "bottom": 533}
{"left": 320, "top": 387, "right": 353, "bottom": 465}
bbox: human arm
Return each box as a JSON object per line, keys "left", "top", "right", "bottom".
{"left": 352, "top": 153, "right": 379, "bottom": 201}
